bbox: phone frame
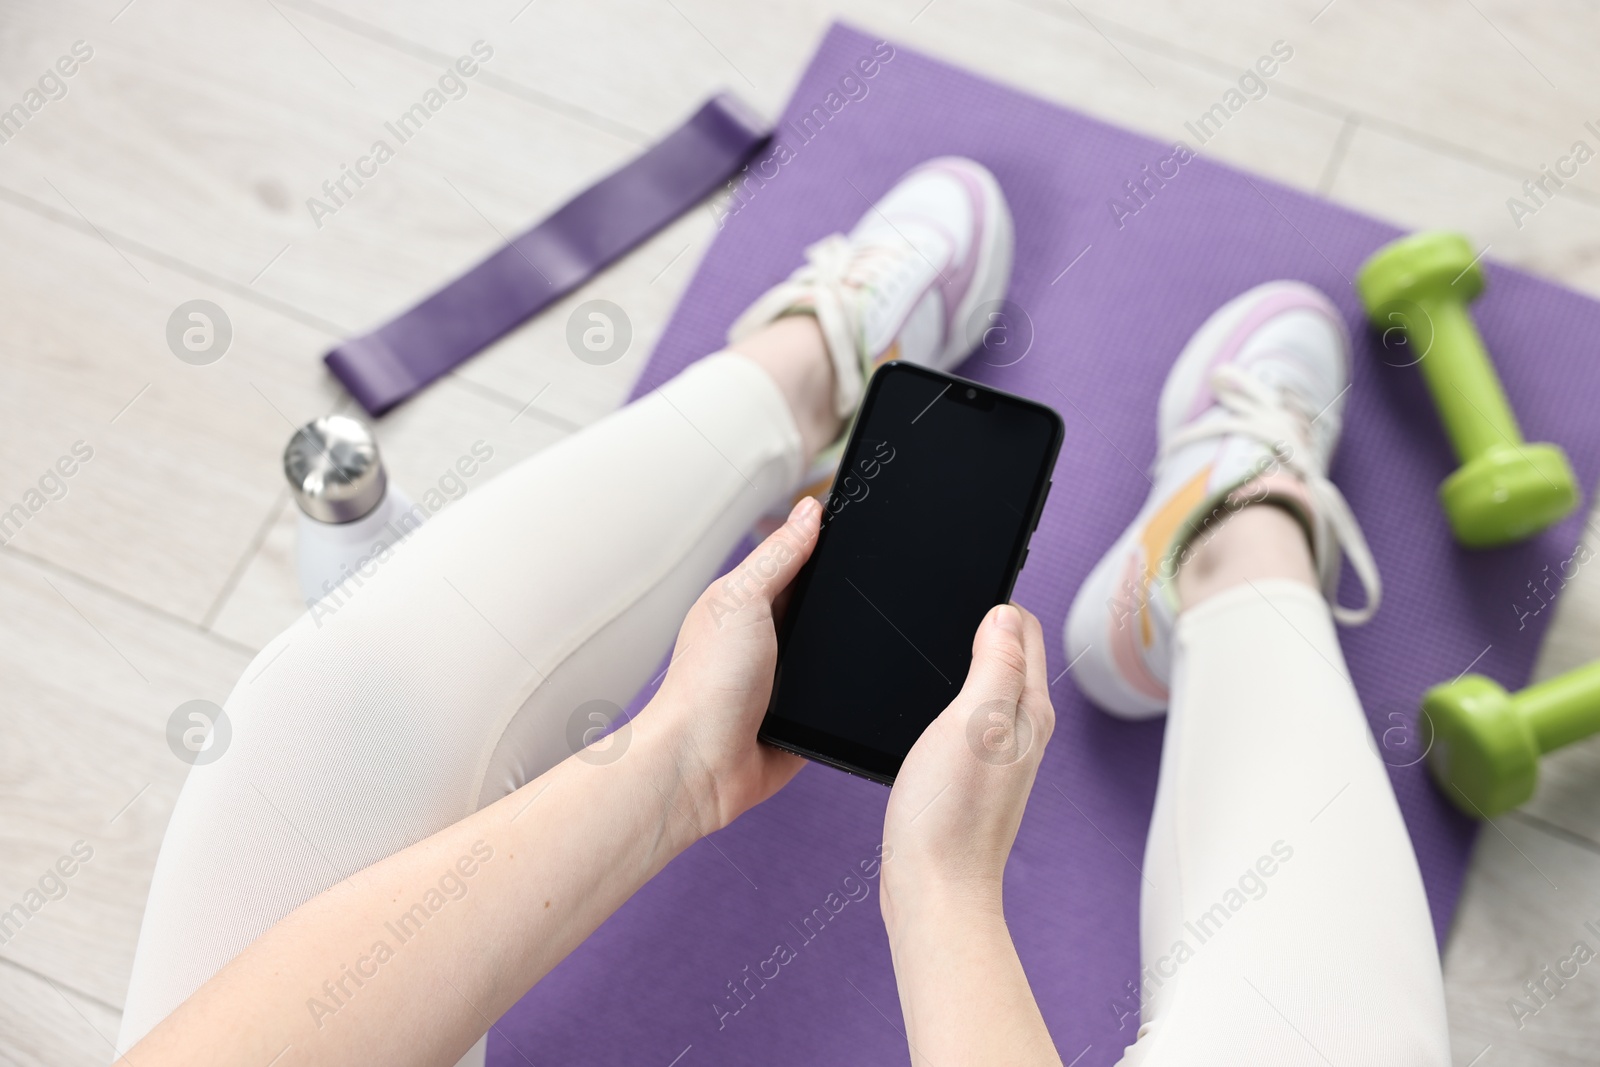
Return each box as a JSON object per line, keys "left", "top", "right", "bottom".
{"left": 757, "top": 361, "right": 1064, "bottom": 785}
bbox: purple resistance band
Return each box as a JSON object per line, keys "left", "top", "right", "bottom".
{"left": 325, "top": 94, "right": 771, "bottom": 415}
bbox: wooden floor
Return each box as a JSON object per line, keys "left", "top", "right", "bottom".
{"left": 2, "top": 1, "right": 1599, "bottom": 1063}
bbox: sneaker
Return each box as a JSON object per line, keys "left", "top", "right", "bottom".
{"left": 728, "top": 157, "right": 1013, "bottom": 528}
{"left": 1064, "top": 280, "right": 1381, "bottom": 719}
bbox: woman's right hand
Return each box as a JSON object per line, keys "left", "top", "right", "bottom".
{"left": 879, "top": 602, "right": 1056, "bottom": 926}
{"left": 876, "top": 603, "right": 1064, "bottom": 1067}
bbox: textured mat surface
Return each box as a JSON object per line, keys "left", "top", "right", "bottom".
{"left": 493, "top": 23, "right": 1600, "bottom": 1065}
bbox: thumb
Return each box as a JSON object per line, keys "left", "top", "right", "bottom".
{"left": 960, "top": 604, "right": 1030, "bottom": 710}
{"left": 950, "top": 605, "right": 1036, "bottom": 769}
{"left": 705, "top": 495, "right": 821, "bottom": 618}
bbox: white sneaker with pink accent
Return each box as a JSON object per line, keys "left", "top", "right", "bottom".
{"left": 1065, "top": 280, "right": 1382, "bottom": 719}
{"left": 728, "top": 156, "right": 1013, "bottom": 526}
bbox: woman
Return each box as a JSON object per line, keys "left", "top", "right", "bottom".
{"left": 117, "top": 158, "right": 1449, "bottom": 1066}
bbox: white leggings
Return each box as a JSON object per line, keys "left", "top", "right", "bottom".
{"left": 1118, "top": 581, "right": 1449, "bottom": 1065}
{"left": 117, "top": 353, "right": 1448, "bottom": 1065}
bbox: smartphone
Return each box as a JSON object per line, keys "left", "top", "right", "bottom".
{"left": 759, "top": 361, "right": 1064, "bottom": 785}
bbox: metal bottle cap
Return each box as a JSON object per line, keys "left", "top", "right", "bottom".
{"left": 283, "top": 415, "right": 388, "bottom": 524}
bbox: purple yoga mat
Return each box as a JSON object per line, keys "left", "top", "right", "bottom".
{"left": 493, "top": 24, "right": 1600, "bottom": 1065}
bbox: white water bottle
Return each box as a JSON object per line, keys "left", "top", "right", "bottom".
{"left": 283, "top": 415, "right": 423, "bottom": 608}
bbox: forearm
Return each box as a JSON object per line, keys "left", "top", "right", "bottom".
{"left": 885, "top": 889, "right": 1063, "bottom": 1067}
{"left": 125, "top": 709, "right": 703, "bottom": 1067}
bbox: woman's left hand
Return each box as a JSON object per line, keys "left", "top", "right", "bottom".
{"left": 647, "top": 495, "right": 821, "bottom": 831}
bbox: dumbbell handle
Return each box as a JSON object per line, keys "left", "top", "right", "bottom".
{"left": 1410, "top": 299, "right": 1524, "bottom": 461}
{"left": 1516, "top": 658, "right": 1600, "bottom": 754}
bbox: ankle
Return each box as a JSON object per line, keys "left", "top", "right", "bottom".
{"left": 1176, "top": 503, "right": 1317, "bottom": 610}
{"left": 730, "top": 314, "right": 845, "bottom": 459}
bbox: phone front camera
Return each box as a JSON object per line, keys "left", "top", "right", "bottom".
{"left": 965, "top": 387, "right": 977, "bottom": 399}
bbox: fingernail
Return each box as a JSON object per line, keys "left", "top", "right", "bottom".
{"left": 788, "top": 495, "right": 818, "bottom": 523}
{"left": 993, "top": 603, "right": 1021, "bottom": 636}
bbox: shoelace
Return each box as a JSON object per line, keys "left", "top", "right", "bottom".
{"left": 1161, "top": 363, "right": 1382, "bottom": 625}
{"left": 726, "top": 234, "right": 923, "bottom": 417}
{"left": 730, "top": 235, "right": 867, "bottom": 401}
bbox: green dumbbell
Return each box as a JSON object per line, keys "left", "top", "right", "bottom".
{"left": 1425, "top": 659, "right": 1600, "bottom": 817}
{"left": 1356, "top": 231, "right": 1579, "bottom": 547}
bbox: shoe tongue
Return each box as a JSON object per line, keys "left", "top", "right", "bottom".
{"left": 1239, "top": 353, "right": 1339, "bottom": 449}
{"left": 1245, "top": 357, "right": 1312, "bottom": 409}
{"left": 853, "top": 216, "right": 950, "bottom": 270}
{"left": 848, "top": 243, "right": 920, "bottom": 294}
{"left": 1196, "top": 431, "right": 1282, "bottom": 494}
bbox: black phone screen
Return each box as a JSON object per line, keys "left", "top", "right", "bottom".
{"left": 759, "top": 362, "right": 1063, "bottom": 784}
